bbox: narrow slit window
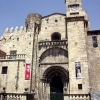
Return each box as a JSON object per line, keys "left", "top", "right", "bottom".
{"left": 17, "top": 37, "right": 19, "bottom": 41}
{"left": 92, "top": 36, "right": 98, "bottom": 47}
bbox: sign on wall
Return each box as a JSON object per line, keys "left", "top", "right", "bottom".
{"left": 25, "top": 64, "right": 31, "bottom": 80}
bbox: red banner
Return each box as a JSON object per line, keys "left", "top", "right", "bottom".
{"left": 25, "top": 64, "right": 31, "bottom": 80}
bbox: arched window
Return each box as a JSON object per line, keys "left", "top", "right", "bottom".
{"left": 51, "top": 32, "right": 61, "bottom": 41}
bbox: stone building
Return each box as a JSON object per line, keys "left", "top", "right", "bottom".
{"left": 0, "top": 0, "right": 100, "bottom": 100}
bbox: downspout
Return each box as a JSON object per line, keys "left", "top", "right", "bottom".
{"left": 15, "top": 60, "right": 20, "bottom": 91}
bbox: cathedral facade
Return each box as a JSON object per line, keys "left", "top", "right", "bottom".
{"left": 0, "top": 0, "right": 100, "bottom": 100}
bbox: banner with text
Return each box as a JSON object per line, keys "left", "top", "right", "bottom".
{"left": 25, "top": 64, "right": 31, "bottom": 80}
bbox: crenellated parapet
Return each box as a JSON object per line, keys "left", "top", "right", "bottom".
{"left": 4, "top": 26, "right": 25, "bottom": 34}
{"left": 0, "top": 26, "right": 26, "bottom": 45}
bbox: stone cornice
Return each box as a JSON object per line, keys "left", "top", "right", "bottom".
{"left": 87, "top": 30, "right": 100, "bottom": 35}
{"left": 66, "top": 16, "right": 87, "bottom": 22}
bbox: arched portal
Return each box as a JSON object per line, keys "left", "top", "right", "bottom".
{"left": 43, "top": 66, "right": 69, "bottom": 93}
{"left": 42, "top": 66, "right": 68, "bottom": 100}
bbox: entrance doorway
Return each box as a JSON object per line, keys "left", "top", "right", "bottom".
{"left": 43, "top": 66, "right": 68, "bottom": 100}
{"left": 50, "top": 75, "right": 63, "bottom": 93}
{"left": 50, "top": 75, "right": 64, "bottom": 100}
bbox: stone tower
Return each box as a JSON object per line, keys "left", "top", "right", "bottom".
{"left": 65, "top": 0, "right": 90, "bottom": 94}
{"left": 25, "top": 13, "right": 42, "bottom": 92}
{"left": 1, "top": 0, "right": 97, "bottom": 99}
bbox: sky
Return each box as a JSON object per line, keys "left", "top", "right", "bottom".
{"left": 0, "top": 0, "right": 100, "bottom": 36}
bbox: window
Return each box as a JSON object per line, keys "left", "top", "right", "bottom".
{"left": 55, "top": 19, "right": 58, "bottom": 22}
{"left": 51, "top": 32, "right": 61, "bottom": 41}
{"left": 78, "top": 84, "right": 82, "bottom": 90}
{"left": 2, "top": 66, "right": 8, "bottom": 74}
{"left": 10, "top": 51, "right": 17, "bottom": 59}
{"left": 92, "top": 36, "right": 98, "bottom": 47}
{"left": 17, "top": 37, "right": 19, "bottom": 41}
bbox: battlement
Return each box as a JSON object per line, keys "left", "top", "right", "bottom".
{"left": 4, "top": 26, "right": 25, "bottom": 33}
{"left": 0, "top": 26, "right": 27, "bottom": 45}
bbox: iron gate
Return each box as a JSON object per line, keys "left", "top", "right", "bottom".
{"left": 50, "top": 92, "right": 63, "bottom": 100}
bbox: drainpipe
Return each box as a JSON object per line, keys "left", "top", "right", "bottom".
{"left": 15, "top": 60, "right": 20, "bottom": 91}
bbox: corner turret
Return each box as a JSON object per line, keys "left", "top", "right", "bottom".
{"left": 25, "top": 13, "right": 42, "bottom": 33}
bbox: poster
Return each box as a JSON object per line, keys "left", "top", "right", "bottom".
{"left": 75, "top": 62, "right": 81, "bottom": 78}
{"left": 25, "top": 63, "right": 31, "bottom": 80}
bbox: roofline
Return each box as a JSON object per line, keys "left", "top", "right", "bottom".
{"left": 0, "top": 50, "right": 6, "bottom": 55}
{"left": 42, "top": 12, "right": 66, "bottom": 18}
{"left": 87, "top": 30, "right": 100, "bottom": 33}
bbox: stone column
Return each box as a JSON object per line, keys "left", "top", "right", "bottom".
{"left": 42, "top": 80, "right": 46, "bottom": 100}
{"left": 38, "top": 79, "right": 43, "bottom": 100}
{"left": 63, "top": 82, "right": 68, "bottom": 94}
{"left": 46, "top": 83, "right": 50, "bottom": 100}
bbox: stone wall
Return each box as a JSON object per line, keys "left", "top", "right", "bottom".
{"left": 0, "top": 26, "right": 34, "bottom": 92}
{"left": 87, "top": 31, "right": 100, "bottom": 91}
{"left": 39, "top": 14, "right": 66, "bottom": 42}
{"left": 0, "top": 13, "right": 67, "bottom": 93}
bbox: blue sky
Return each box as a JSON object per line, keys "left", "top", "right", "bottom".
{"left": 0, "top": 0, "right": 100, "bottom": 36}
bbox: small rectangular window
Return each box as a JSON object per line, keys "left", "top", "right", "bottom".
{"left": 10, "top": 51, "right": 17, "bottom": 59}
{"left": 92, "top": 36, "right": 98, "bottom": 47}
{"left": 78, "top": 84, "right": 82, "bottom": 90}
{"left": 2, "top": 66, "right": 8, "bottom": 74}
{"left": 10, "top": 51, "right": 16, "bottom": 55}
